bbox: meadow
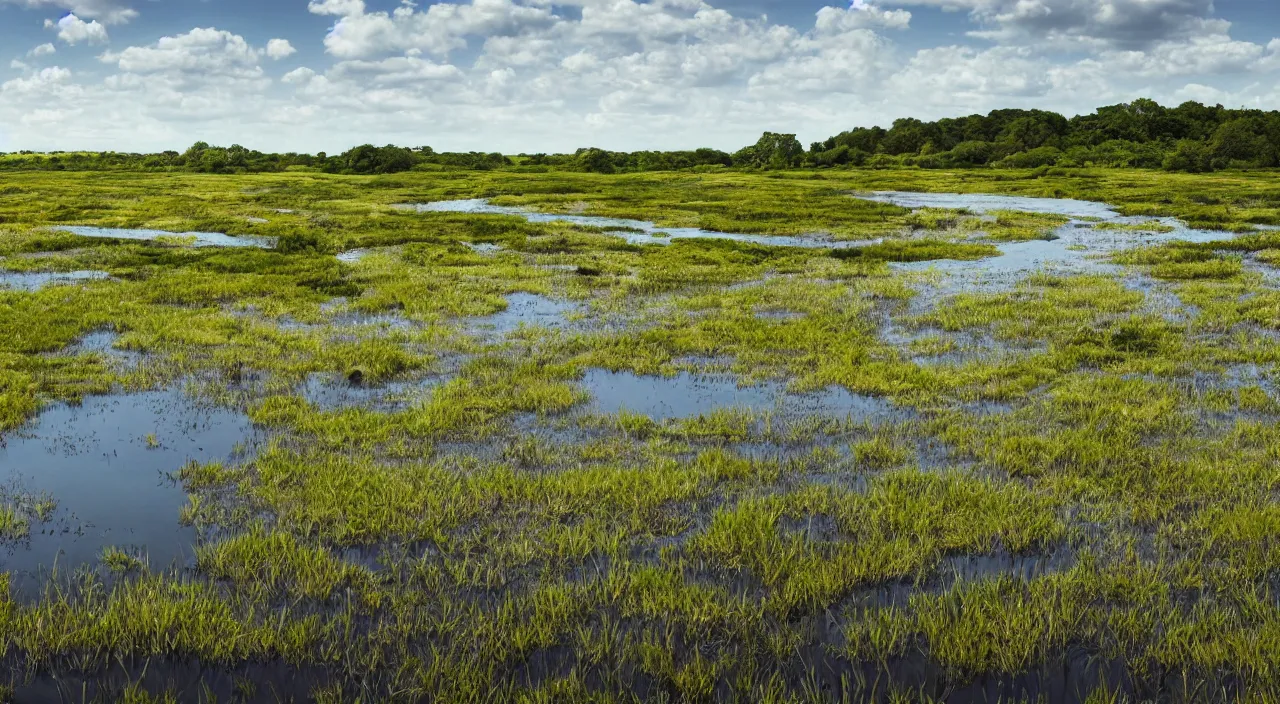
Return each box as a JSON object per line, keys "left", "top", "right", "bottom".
{"left": 2, "top": 166, "right": 1280, "bottom": 701}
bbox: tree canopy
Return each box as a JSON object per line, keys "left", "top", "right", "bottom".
{"left": 3, "top": 99, "right": 1278, "bottom": 174}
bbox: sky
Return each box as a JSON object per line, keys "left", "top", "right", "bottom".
{"left": 1, "top": 0, "right": 1278, "bottom": 154}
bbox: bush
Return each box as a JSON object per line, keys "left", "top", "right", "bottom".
{"left": 276, "top": 231, "right": 323, "bottom": 254}
{"left": 996, "top": 146, "right": 1062, "bottom": 169}
{"left": 1163, "top": 140, "right": 1214, "bottom": 173}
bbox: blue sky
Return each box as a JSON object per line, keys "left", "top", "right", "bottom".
{"left": 1, "top": 0, "right": 1278, "bottom": 153}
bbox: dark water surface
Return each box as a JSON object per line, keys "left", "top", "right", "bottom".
{"left": 0, "top": 387, "right": 259, "bottom": 591}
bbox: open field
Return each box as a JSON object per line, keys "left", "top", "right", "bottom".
{"left": 3, "top": 167, "right": 1280, "bottom": 701}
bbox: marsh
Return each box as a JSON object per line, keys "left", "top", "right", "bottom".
{"left": 1, "top": 166, "right": 1280, "bottom": 701}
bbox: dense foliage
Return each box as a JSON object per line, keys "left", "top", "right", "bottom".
{"left": 809, "top": 99, "right": 1280, "bottom": 172}
{"left": 3, "top": 99, "right": 1279, "bottom": 174}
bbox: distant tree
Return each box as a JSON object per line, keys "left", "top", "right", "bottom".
{"left": 944, "top": 140, "right": 995, "bottom": 166}
{"left": 1211, "top": 118, "right": 1272, "bottom": 166}
{"left": 998, "top": 114, "right": 1065, "bottom": 151}
{"left": 1164, "top": 139, "right": 1214, "bottom": 173}
{"left": 880, "top": 118, "right": 933, "bottom": 155}
{"left": 995, "top": 146, "right": 1062, "bottom": 168}
{"left": 735, "top": 132, "right": 804, "bottom": 169}
{"left": 574, "top": 148, "right": 616, "bottom": 173}
{"left": 334, "top": 144, "right": 417, "bottom": 174}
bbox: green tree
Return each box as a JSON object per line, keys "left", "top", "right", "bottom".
{"left": 1211, "top": 119, "right": 1271, "bottom": 166}
{"left": 1163, "top": 139, "right": 1213, "bottom": 173}
{"left": 735, "top": 132, "right": 804, "bottom": 169}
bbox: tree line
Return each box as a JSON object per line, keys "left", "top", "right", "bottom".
{"left": 3, "top": 99, "right": 1278, "bottom": 174}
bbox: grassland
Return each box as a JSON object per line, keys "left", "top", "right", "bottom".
{"left": 2, "top": 167, "right": 1280, "bottom": 701}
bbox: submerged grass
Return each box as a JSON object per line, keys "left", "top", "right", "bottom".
{"left": 2, "top": 167, "right": 1280, "bottom": 700}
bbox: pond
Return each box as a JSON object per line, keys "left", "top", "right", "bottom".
{"left": 0, "top": 386, "right": 260, "bottom": 594}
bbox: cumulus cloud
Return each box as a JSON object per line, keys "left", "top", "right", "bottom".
{"left": 29, "top": 43, "right": 57, "bottom": 57}
{"left": 307, "top": 0, "right": 364, "bottom": 16}
{"left": 2, "top": 66, "right": 73, "bottom": 93}
{"left": 281, "top": 67, "right": 317, "bottom": 84}
{"left": 45, "top": 14, "right": 109, "bottom": 44}
{"left": 99, "top": 28, "right": 265, "bottom": 77}
{"left": 2, "top": 0, "right": 135, "bottom": 24}
{"left": 312, "top": 0, "right": 558, "bottom": 58}
{"left": 816, "top": 4, "right": 911, "bottom": 31}
{"left": 888, "top": 0, "right": 1222, "bottom": 48}
{"left": 266, "top": 39, "right": 297, "bottom": 60}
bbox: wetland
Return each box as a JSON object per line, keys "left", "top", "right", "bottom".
{"left": 2, "top": 166, "right": 1280, "bottom": 701}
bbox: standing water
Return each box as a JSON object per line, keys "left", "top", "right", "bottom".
{"left": 0, "top": 387, "right": 259, "bottom": 593}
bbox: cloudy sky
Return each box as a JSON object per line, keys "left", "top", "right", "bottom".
{"left": 1, "top": 0, "right": 1278, "bottom": 154}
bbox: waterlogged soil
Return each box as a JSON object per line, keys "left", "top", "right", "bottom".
{"left": 581, "top": 369, "right": 898, "bottom": 422}
{"left": 470, "top": 292, "right": 582, "bottom": 336}
{"left": 0, "top": 388, "right": 259, "bottom": 592}
{"left": 299, "top": 372, "right": 438, "bottom": 411}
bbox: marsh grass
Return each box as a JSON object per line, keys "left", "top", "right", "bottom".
{"left": 2, "top": 168, "right": 1280, "bottom": 700}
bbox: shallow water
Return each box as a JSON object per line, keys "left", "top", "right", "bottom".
{"left": 0, "top": 269, "right": 110, "bottom": 291}
{"left": 405, "top": 199, "right": 874, "bottom": 249}
{"left": 54, "top": 226, "right": 272, "bottom": 248}
{"left": 0, "top": 388, "right": 259, "bottom": 589}
{"left": 276, "top": 308, "right": 417, "bottom": 334}
{"left": 299, "top": 372, "right": 436, "bottom": 411}
{"left": 860, "top": 191, "right": 1245, "bottom": 295}
{"left": 582, "top": 370, "right": 895, "bottom": 422}
{"left": 858, "top": 191, "right": 1120, "bottom": 219}
{"left": 62, "top": 330, "right": 145, "bottom": 368}
{"left": 470, "top": 292, "right": 581, "bottom": 336}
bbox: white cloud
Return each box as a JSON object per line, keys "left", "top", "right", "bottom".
{"left": 326, "top": 56, "right": 464, "bottom": 84}
{"left": 815, "top": 4, "right": 911, "bottom": 32}
{"left": 29, "top": 43, "right": 57, "bottom": 57}
{"left": 2, "top": 0, "right": 136, "bottom": 24}
{"left": 99, "top": 28, "right": 265, "bottom": 77}
{"left": 313, "top": 0, "right": 558, "bottom": 59}
{"left": 45, "top": 14, "right": 109, "bottom": 45}
{"left": 889, "top": 0, "right": 1222, "bottom": 48}
{"left": 1, "top": 0, "right": 1279, "bottom": 154}
{"left": 307, "top": 0, "right": 364, "bottom": 16}
{"left": 1101, "top": 34, "right": 1270, "bottom": 77}
{"left": 2, "top": 66, "right": 73, "bottom": 93}
{"left": 266, "top": 39, "right": 297, "bottom": 60}
{"left": 281, "top": 67, "right": 317, "bottom": 84}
